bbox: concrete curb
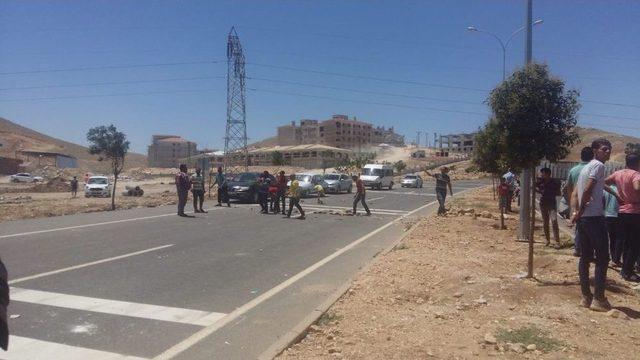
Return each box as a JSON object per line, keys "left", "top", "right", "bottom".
{"left": 257, "top": 207, "right": 434, "bottom": 360}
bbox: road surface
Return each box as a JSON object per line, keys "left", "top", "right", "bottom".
{"left": 0, "top": 179, "right": 487, "bottom": 359}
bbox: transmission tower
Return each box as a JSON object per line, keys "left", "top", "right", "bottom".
{"left": 223, "top": 27, "right": 248, "bottom": 174}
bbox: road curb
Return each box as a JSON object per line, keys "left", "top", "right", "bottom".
{"left": 258, "top": 210, "right": 432, "bottom": 360}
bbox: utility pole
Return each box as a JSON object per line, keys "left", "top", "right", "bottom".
{"left": 425, "top": 132, "right": 429, "bottom": 148}
{"left": 416, "top": 131, "right": 421, "bottom": 148}
{"left": 518, "top": 0, "right": 533, "bottom": 243}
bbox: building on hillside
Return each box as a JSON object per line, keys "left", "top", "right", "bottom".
{"left": 18, "top": 150, "right": 78, "bottom": 168}
{"left": 438, "top": 133, "right": 477, "bottom": 154}
{"left": 147, "top": 135, "right": 198, "bottom": 168}
{"left": 372, "top": 126, "right": 405, "bottom": 146}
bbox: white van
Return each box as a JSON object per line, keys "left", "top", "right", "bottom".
{"left": 360, "top": 164, "right": 394, "bottom": 190}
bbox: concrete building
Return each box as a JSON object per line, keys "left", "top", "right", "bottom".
{"left": 248, "top": 144, "right": 351, "bottom": 168}
{"left": 19, "top": 150, "right": 78, "bottom": 168}
{"left": 372, "top": 126, "right": 405, "bottom": 146}
{"left": 147, "top": 135, "right": 198, "bottom": 168}
{"left": 438, "top": 133, "right": 476, "bottom": 154}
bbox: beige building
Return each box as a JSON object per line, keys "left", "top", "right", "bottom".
{"left": 147, "top": 135, "right": 198, "bottom": 168}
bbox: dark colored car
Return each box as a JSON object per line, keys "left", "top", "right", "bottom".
{"left": 226, "top": 172, "right": 276, "bottom": 203}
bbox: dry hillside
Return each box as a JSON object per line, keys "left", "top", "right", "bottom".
{"left": 0, "top": 117, "right": 147, "bottom": 171}
{"left": 568, "top": 126, "right": 639, "bottom": 163}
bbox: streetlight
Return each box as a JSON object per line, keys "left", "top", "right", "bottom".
{"left": 467, "top": 19, "right": 543, "bottom": 80}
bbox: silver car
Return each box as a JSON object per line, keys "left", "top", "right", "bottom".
{"left": 322, "top": 173, "right": 352, "bottom": 193}
{"left": 287, "top": 173, "right": 323, "bottom": 197}
{"left": 401, "top": 174, "right": 423, "bottom": 188}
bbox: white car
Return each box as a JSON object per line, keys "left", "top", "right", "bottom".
{"left": 10, "top": 173, "right": 43, "bottom": 183}
{"left": 85, "top": 176, "right": 111, "bottom": 197}
{"left": 401, "top": 174, "right": 423, "bottom": 188}
{"left": 360, "top": 164, "right": 394, "bottom": 190}
{"left": 287, "top": 173, "right": 323, "bottom": 197}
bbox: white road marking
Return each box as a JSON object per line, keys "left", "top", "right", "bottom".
{"left": 10, "top": 287, "right": 226, "bottom": 326}
{"left": 5, "top": 335, "right": 148, "bottom": 360}
{"left": 9, "top": 244, "right": 174, "bottom": 285}
{"left": 302, "top": 204, "right": 408, "bottom": 214}
{"left": 154, "top": 185, "right": 482, "bottom": 359}
{"left": 302, "top": 206, "right": 406, "bottom": 216}
{"left": 366, "top": 196, "right": 385, "bottom": 202}
{"left": 368, "top": 190, "right": 436, "bottom": 196}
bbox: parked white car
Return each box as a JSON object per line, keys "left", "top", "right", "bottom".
{"left": 322, "top": 173, "right": 352, "bottom": 193}
{"left": 85, "top": 176, "right": 111, "bottom": 197}
{"left": 401, "top": 174, "right": 423, "bottom": 188}
{"left": 10, "top": 173, "right": 43, "bottom": 183}
{"left": 360, "top": 164, "right": 394, "bottom": 190}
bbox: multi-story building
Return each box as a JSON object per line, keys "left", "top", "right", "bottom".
{"left": 438, "top": 133, "right": 476, "bottom": 154}
{"left": 147, "top": 135, "right": 198, "bottom": 168}
{"left": 319, "top": 115, "right": 372, "bottom": 149}
{"left": 372, "top": 126, "right": 405, "bottom": 146}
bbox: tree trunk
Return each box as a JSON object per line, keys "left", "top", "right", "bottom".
{"left": 492, "top": 176, "right": 496, "bottom": 200}
{"left": 111, "top": 175, "right": 118, "bottom": 211}
{"left": 527, "top": 167, "right": 536, "bottom": 278}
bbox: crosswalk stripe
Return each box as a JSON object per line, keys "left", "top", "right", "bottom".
{"left": 5, "top": 336, "right": 148, "bottom": 360}
{"left": 10, "top": 287, "right": 226, "bottom": 327}
{"left": 368, "top": 190, "right": 437, "bottom": 196}
{"left": 302, "top": 204, "right": 409, "bottom": 214}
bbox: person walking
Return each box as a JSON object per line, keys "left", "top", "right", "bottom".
{"left": 536, "top": 168, "right": 561, "bottom": 248}
{"left": 426, "top": 167, "right": 453, "bottom": 216}
{"left": 565, "top": 147, "right": 595, "bottom": 257}
{"left": 175, "top": 164, "right": 191, "bottom": 217}
{"left": 605, "top": 153, "right": 640, "bottom": 282}
{"left": 191, "top": 168, "right": 206, "bottom": 213}
{"left": 603, "top": 184, "right": 622, "bottom": 268}
{"left": 70, "top": 176, "right": 78, "bottom": 198}
{"left": 571, "top": 138, "right": 613, "bottom": 311}
{"left": 276, "top": 171, "right": 287, "bottom": 215}
{"left": 258, "top": 177, "right": 269, "bottom": 214}
{"left": 285, "top": 173, "right": 305, "bottom": 219}
{"left": 213, "top": 166, "right": 230, "bottom": 207}
{"left": 351, "top": 174, "right": 371, "bottom": 216}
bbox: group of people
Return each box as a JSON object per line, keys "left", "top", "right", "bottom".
{"left": 174, "top": 165, "right": 377, "bottom": 219}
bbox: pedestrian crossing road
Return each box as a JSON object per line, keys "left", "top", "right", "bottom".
{"left": 0, "top": 179, "right": 488, "bottom": 359}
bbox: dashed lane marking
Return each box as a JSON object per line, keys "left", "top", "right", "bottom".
{"left": 5, "top": 336, "right": 148, "bottom": 360}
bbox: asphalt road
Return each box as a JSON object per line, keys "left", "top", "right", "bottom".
{"left": 0, "top": 179, "right": 487, "bottom": 360}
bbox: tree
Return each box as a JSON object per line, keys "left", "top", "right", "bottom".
{"left": 625, "top": 142, "right": 640, "bottom": 155}
{"left": 271, "top": 151, "right": 284, "bottom": 166}
{"left": 487, "top": 63, "right": 580, "bottom": 278}
{"left": 393, "top": 160, "right": 407, "bottom": 174}
{"left": 87, "top": 125, "right": 130, "bottom": 211}
{"left": 320, "top": 150, "right": 335, "bottom": 174}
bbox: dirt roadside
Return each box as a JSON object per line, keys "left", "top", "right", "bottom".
{"left": 277, "top": 187, "right": 640, "bottom": 359}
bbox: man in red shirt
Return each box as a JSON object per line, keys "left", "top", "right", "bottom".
{"left": 276, "top": 171, "right": 287, "bottom": 215}
{"left": 352, "top": 174, "right": 371, "bottom": 216}
{"left": 605, "top": 153, "right": 640, "bottom": 282}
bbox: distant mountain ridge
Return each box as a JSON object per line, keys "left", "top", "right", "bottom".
{"left": 0, "top": 117, "right": 147, "bottom": 170}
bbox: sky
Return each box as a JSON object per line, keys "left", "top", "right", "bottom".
{"left": 1, "top": 0, "right": 638, "bottom": 154}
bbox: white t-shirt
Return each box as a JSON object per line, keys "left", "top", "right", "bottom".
{"left": 576, "top": 159, "right": 605, "bottom": 217}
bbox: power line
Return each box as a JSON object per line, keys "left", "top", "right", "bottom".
{"left": 0, "top": 60, "right": 220, "bottom": 75}
{"left": 582, "top": 99, "right": 640, "bottom": 109}
{"left": 0, "top": 88, "right": 218, "bottom": 102}
{"left": 0, "top": 76, "right": 225, "bottom": 91}
{"left": 581, "top": 113, "right": 640, "bottom": 122}
{"left": 581, "top": 122, "right": 640, "bottom": 131}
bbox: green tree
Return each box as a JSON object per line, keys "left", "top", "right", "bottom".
{"left": 488, "top": 63, "right": 580, "bottom": 278}
{"left": 87, "top": 125, "right": 130, "bottom": 211}
{"left": 393, "top": 160, "right": 407, "bottom": 174}
{"left": 473, "top": 119, "right": 507, "bottom": 176}
{"left": 271, "top": 151, "right": 284, "bottom": 166}
{"left": 625, "top": 142, "right": 640, "bottom": 155}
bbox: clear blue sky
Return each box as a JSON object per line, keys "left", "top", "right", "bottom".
{"left": 1, "top": 0, "right": 638, "bottom": 154}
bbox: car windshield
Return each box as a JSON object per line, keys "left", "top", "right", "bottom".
{"left": 88, "top": 178, "right": 108, "bottom": 184}
{"left": 233, "top": 173, "right": 258, "bottom": 182}
{"left": 296, "top": 175, "right": 311, "bottom": 182}
{"left": 404, "top": 175, "right": 417, "bottom": 179}
{"left": 362, "top": 168, "right": 382, "bottom": 176}
{"left": 324, "top": 174, "right": 340, "bottom": 180}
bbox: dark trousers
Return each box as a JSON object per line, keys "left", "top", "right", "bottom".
{"left": 259, "top": 193, "right": 268, "bottom": 212}
{"left": 274, "top": 191, "right": 285, "bottom": 213}
{"left": 436, "top": 188, "right": 447, "bottom": 215}
{"left": 217, "top": 186, "right": 229, "bottom": 205}
{"left": 177, "top": 189, "right": 188, "bottom": 215}
{"left": 287, "top": 197, "right": 304, "bottom": 217}
{"left": 606, "top": 216, "right": 623, "bottom": 264}
{"left": 352, "top": 192, "right": 370, "bottom": 215}
{"left": 619, "top": 213, "right": 640, "bottom": 276}
{"left": 540, "top": 202, "right": 560, "bottom": 243}
{"left": 577, "top": 216, "right": 609, "bottom": 299}
{"left": 192, "top": 190, "right": 204, "bottom": 210}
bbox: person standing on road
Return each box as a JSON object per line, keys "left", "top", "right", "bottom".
{"left": 603, "top": 184, "right": 622, "bottom": 268}
{"left": 70, "top": 176, "right": 78, "bottom": 198}
{"left": 285, "top": 173, "right": 305, "bottom": 219}
{"left": 536, "top": 168, "right": 561, "bottom": 248}
{"left": 605, "top": 153, "right": 640, "bottom": 282}
{"left": 213, "top": 166, "right": 230, "bottom": 207}
{"left": 571, "top": 138, "right": 613, "bottom": 311}
{"left": 276, "top": 171, "right": 287, "bottom": 215}
{"left": 175, "top": 164, "right": 191, "bottom": 217}
{"left": 351, "top": 174, "right": 371, "bottom": 216}
{"left": 426, "top": 167, "right": 453, "bottom": 216}
{"left": 191, "top": 168, "right": 206, "bottom": 213}
{"left": 258, "top": 177, "right": 269, "bottom": 214}
{"left": 565, "top": 146, "right": 595, "bottom": 257}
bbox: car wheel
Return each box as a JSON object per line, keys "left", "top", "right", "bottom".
{"left": 347, "top": 185, "right": 352, "bottom": 193}
{"left": 389, "top": 182, "right": 393, "bottom": 190}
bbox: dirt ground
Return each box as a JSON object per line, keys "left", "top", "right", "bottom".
{"left": 278, "top": 187, "right": 640, "bottom": 360}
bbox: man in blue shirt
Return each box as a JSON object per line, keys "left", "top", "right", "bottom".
{"left": 565, "top": 147, "right": 594, "bottom": 256}
{"left": 604, "top": 184, "right": 622, "bottom": 267}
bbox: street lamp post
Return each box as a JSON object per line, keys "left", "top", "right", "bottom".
{"left": 467, "top": 19, "right": 542, "bottom": 80}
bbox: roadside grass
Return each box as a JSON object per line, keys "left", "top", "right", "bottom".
{"left": 317, "top": 311, "right": 342, "bottom": 326}
{"left": 496, "top": 326, "right": 564, "bottom": 352}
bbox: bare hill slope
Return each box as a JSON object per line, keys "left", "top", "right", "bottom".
{"left": 568, "top": 126, "right": 639, "bottom": 163}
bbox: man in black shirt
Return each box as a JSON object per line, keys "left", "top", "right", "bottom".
{"left": 426, "top": 167, "right": 453, "bottom": 215}
{"left": 536, "top": 167, "right": 561, "bottom": 247}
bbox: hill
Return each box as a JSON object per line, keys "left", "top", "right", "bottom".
{"left": 0, "top": 117, "right": 147, "bottom": 171}
{"left": 567, "top": 126, "right": 639, "bottom": 163}
{"left": 248, "top": 135, "right": 278, "bottom": 149}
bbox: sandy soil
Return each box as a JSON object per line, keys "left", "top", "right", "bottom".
{"left": 278, "top": 187, "right": 640, "bottom": 360}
